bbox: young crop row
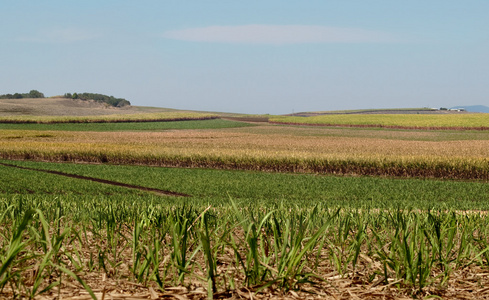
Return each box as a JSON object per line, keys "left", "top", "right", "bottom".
{"left": 1, "top": 196, "right": 489, "bottom": 299}
{"left": 6, "top": 159, "right": 489, "bottom": 211}
{"left": 0, "top": 111, "right": 218, "bottom": 124}
{"left": 270, "top": 114, "right": 489, "bottom": 130}
{"left": 2, "top": 127, "right": 489, "bottom": 179}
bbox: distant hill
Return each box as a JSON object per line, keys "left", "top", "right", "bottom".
{"left": 451, "top": 105, "right": 489, "bottom": 113}
{"left": 287, "top": 108, "right": 442, "bottom": 117}
{"left": 0, "top": 97, "right": 175, "bottom": 117}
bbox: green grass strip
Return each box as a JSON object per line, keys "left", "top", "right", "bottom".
{"left": 3, "top": 160, "right": 489, "bottom": 211}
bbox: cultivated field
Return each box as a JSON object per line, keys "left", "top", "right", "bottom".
{"left": 270, "top": 113, "right": 489, "bottom": 130}
{"left": 0, "top": 111, "right": 218, "bottom": 124}
{"left": 2, "top": 125, "right": 489, "bottom": 179}
{"left": 1, "top": 105, "right": 489, "bottom": 299}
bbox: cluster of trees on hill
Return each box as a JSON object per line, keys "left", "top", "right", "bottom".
{"left": 0, "top": 90, "right": 45, "bottom": 99}
{"left": 0, "top": 90, "right": 130, "bottom": 107}
{"left": 65, "top": 92, "right": 130, "bottom": 107}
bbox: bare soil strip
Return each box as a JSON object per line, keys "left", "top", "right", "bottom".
{"left": 0, "top": 162, "right": 191, "bottom": 197}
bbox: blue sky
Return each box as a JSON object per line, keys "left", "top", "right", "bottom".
{"left": 1, "top": 1, "right": 488, "bottom": 114}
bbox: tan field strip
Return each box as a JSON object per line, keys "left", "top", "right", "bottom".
{"left": 270, "top": 113, "right": 489, "bottom": 130}
{"left": 1, "top": 125, "right": 489, "bottom": 179}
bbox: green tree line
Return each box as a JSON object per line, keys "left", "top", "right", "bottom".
{"left": 65, "top": 92, "right": 130, "bottom": 107}
{"left": 0, "top": 90, "right": 130, "bottom": 107}
{"left": 0, "top": 90, "right": 45, "bottom": 99}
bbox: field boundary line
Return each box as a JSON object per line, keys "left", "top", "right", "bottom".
{"left": 0, "top": 162, "right": 191, "bottom": 197}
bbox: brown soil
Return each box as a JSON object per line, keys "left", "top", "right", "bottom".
{"left": 3, "top": 231, "right": 488, "bottom": 300}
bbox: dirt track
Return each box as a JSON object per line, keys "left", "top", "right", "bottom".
{"left": 0, "top": 162, "right": 190, "bottom": 197}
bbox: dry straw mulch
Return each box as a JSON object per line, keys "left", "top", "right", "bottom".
{"left": 6, "top": 266, "right": 488, "bottom": 300}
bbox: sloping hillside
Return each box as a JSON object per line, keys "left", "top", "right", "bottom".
{"left": 0, "top": 97, "right": 175, "bottom": 116}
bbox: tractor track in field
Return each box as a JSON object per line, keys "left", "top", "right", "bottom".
{"left": 0, "top": 162, "right": 191, "bottom": 197}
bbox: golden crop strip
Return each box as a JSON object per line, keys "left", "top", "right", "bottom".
{"left": 270, "top": 114, "right": 489, "bottom": 129}
{"left": 1, "top": 125, "right": 489, "bottom": 179}
{"left": 0, "top": 112, "right": 217, "bottom": 123}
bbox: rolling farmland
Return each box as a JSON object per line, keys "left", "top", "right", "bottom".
{"left": 270, "top": 113, "right": 489, "bottom": 130}
{"left": 0, "top": 111, "right": 218, "bottom": 124}
{"left": 1, "top": 110, "right": 489, "bottom": 299}
{"left": 1, "top": 124, "right": 489, "bottom": 179}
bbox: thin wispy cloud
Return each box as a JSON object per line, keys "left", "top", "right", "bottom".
{"left": 163, "top": 25, "right": 399, "bottom": 44}
{"left": 17, "top": 28, "right": 101, "bottom": 43}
